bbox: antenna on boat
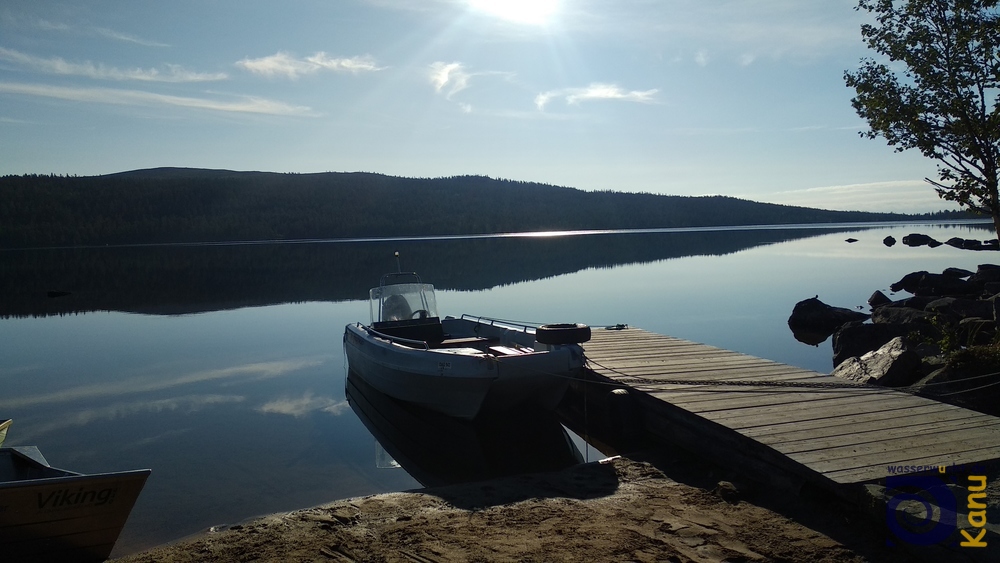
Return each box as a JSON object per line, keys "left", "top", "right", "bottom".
{"left": 394, "top": 251, "right": 401, "bottom": 273}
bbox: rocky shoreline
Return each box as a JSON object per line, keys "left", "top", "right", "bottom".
{"left": 789, "top": 257, "right": 1000, "bottom": 417}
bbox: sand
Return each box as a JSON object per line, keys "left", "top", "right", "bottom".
{"left": 111, "top": 455, "right": 925, "bottom": 563}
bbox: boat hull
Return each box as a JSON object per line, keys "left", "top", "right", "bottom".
{"left": 344, "top": 317, "right": 583, "bottom": 419}
{"left": 0, "top": 447, "right": 150, "bottom": 563}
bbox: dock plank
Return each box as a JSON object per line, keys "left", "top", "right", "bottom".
{"left": 581, "top": 326, "right": 1000, "bottom": 492}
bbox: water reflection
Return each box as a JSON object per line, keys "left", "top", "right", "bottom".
{"left": 0, "top": 224, "right": 918, "bottom": 318}
{"left": 346, "top": 371, "right": 583, "bottom": 488}
{"left": 0, "top": 221, "right": 996, "bottom": 556}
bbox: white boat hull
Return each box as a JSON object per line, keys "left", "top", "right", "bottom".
{"left": 344, "top": 317, "right": 584, "bottom": 419}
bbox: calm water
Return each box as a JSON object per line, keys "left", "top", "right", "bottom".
{"left": 0, "top": 221, "right": 994, "bottom": 555}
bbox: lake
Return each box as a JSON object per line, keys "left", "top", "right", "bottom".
{"left": 0, "top": 220, "right": 994, "bottom": 556}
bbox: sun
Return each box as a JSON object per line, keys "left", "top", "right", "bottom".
{"left": 468, "top": 0, "right": 560, "bottom": 25}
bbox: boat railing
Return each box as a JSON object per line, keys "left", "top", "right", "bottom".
{"left": 360, "top": 323, "right": 431, "bottom": 350}
{"left": 459, "top": 314, "right": 537, "bottom": 334}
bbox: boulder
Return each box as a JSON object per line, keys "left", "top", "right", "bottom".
{"left": 911, "top": 273, "right": 976, "bottom": 296}
{"left": 889, "top": 271, "right": 928, "bottom": 293}
{"left": 924, "top": 297, "right": 994, "bottom": 321}
{"left": 833, "top": 320, "right": 940, "bottom": 367}
{"left": 913, "top": 365, "right": 1000, "bottom": 416}
{"left": 832, "top": 337, "right": 922, "bottom": 387}
{"left": 882, "top": 236, "right": 896, "bottom": 247}
{"left": 832, "top": 321, "right": 910, "bottom": 367}
{"left": 788, "top": 297, "right": 870, "bottom": 344}
{"left": 871, "top": 306, "right": 933, "bottom": 325}
{"left": 901, "top": 233, "right": 941, "bottom": 247}
{"left": 942, "top": 267, "right": 973, "bottom": 278}
{"left": 885, "top": 296, "right": 936, "bottom": 310}
{"left": 968, "top": 264, "right": 1000, "bottom": 286}
{"left": 867, "top": 290, "right": 892, "bottom": 309}
{"left": 945, "top": 237, "right": 987, "bottom": 250}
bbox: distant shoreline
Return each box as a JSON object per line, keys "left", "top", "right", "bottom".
{"left": 0, "top": 168, "right": 972, "bottom": 250}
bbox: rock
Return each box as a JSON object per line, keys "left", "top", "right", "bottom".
{"left": 924, "top": 297, "right": 994, "bottom": 321}
{"left": 832, "top": 337, "right": 922, "bottom": 387}
{"left": 888, "top": 296, "right": 937, "bottom": 310}
{"left": 871, "top": 306, "right": 933, "bottom": 325}
{"left": 944, "top": 237, "right": 987, "bottom": 250}
{"left": 845, "top": 238, "right": 858, "bottom": 243}
{"left": 832, "top": 321, "right": 911, "bottom": 367}
{"left": 901, "top": 233, "right": 941, "bottom": 247}
{"left": 942, "top": 267, "right": 973, "bottom": 278}
{"left": 867, "top": 290, "right": 892, "bottom": 309}
{"left": 913, "top": 273, "right": 976, "bottom": 296}
{"left": 889, "top": 271, "right": 928, "bottom": 293}
{"left": 968, "top": 264, "right": 1000, "bottom": 286}
{"left": 988, "top": 294, "right": 1000, "bottom": 321}
{"left": 788, "top": 297, "right": 870, "bottom": 344}
{"left": 832, "top": 320, "right": 939, "bottom": 367}
{"left": 890, "top": 271, "right": 976, "bottom": 296}
{"left": 882, "top": 236, "right": 896, "bottom": 247}
{"left": 713, "top": 481, "right": 740, "bottom": 504}
{"left": 913, "top": 364, "right": 1000, "bottom": 416}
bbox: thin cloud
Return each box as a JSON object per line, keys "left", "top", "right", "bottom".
{"left": 761, "top": 181, "right": 961, "bottom": 213}
{"left": 535, "top": 83, "right": 658, "bottom": 110}
{"left": 0, "top": 358, "right": 325, "bottom": 410}
{"left": 23, "top": 395, "right": 245, "bottom": 439}
{"left": 236, "top": 51, "right": 382, "bottom": 79}
{"left": 93, "top": 26, "right": 170, "bottom": 47}
{"left": 427, "top": 62, "right": 514, "bottom": 106}
{"left": 258, "top": 392, "right": 350, "bottom": 417}
{"left": 32, "top": 18, "right": 169, "bottom": 47}
{"left": 0, "top": 47, "right": 227, "bottom": 82}
{"left": 0, "top": 82, "right": 317, "bottom": 116}
{"left": 429, "top": 61, "right": 471, "bottom": 99}
{"left": 35, "top": 19, "right": 70, "bottom": 32}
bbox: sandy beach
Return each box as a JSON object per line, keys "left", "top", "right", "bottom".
{"left": 111, "top": 452, "right": 944, "bottom": 563}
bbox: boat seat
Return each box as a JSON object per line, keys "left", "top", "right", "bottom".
{"left": 489, "top": 345, "right": 527, "bottom": 356}
{"left": 437, "top": 336, "right": 496, "bottom": 348}
{"left": 372, "top": 318, "right": 445, "bottom": 343}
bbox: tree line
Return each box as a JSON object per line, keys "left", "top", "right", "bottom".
{"left": 0, "top": 168, "right": 969, "bottom": 249}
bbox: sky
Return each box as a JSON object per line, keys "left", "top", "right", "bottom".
{"left": 0, "top": 0, "right": 962, "bottom": 213}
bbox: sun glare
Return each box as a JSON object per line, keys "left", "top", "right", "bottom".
{"left": 468, "top": 0, "right": 560, "bottom": 25}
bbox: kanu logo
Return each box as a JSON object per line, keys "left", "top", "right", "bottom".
{"left": 885, "top": 467, "right": 989, "bottom": 549}
{"left": 38, "top": 486, "right": 118, "bottom": 509}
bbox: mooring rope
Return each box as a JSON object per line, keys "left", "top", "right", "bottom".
{"left": 583, "top": 355, "right": 1000, "bottom": 397}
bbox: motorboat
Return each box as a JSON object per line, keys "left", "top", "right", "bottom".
{"left": 0, "top": 446, "right": 150, "bottom": 563}
{"left": 343, "top": 270, "right": 590, "bottom": 419}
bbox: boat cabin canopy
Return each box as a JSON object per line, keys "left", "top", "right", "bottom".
{"left": 369, "top": 275, "right": 438, "bottom": 324}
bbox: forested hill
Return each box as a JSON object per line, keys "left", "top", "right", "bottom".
{"left": 0, "top": 168, "right": 956, "bottom": 248}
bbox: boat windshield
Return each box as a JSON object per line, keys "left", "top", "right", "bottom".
{"left": 370, "top": 283, "right": 438, "bottom": 323}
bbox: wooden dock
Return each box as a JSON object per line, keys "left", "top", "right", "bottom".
{"left": 580, "top": 326, "right": 1000, "bottom": 497}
